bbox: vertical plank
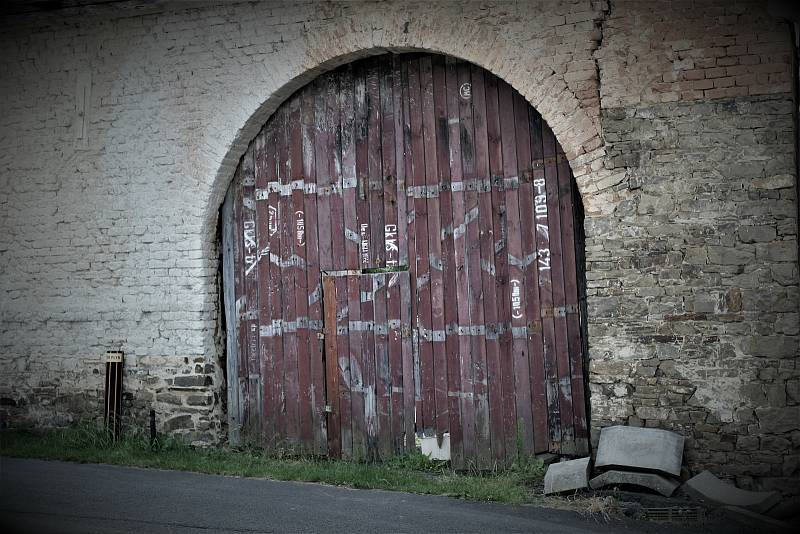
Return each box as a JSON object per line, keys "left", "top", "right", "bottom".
{"left": 459, "top": 61, "right": 491, "bottom": 468}
{"left": 380, "top": 60, "right": 405, "bottom": 454}
{"left": 278, "top": 99, "right": 301, "bottom": 446}
{"left": 526, "top": 108, "right": 550, "bottom": 453}
{"left": 231, "top": 167, "right": 250, "bottom": 436}
{"left": 357, "top": 62, "right": 379, "bottom": 459}
{"left": 322, "top": 275, "right": 341, "bottom": 458}
{"left": 315, "top": 74, "right": 335, "bottom": 450}
{"left": 365, "top": 59, "right": 392, "bottom": 459}
{"left": 254, "top": 129, "right": 275, "bottom": 447}
{"left": 420, "top": 56, "right": 449, "bottom": 445}
{"left": 484, "top": 72, "right": 516, "bottom": 463}
{"left": 341, "top": 64, "right": 366, "bottom": 461}
{"left": 326, "top": 71, "right": 353, "bottom": 459}
{"left": 498, "top": 79, "right": 535, "bottom": 456}
{"left": 434, "top": 55, "right": 464, "bottom": 468}
{"left": 556, "top": 138, "right": 585, "bottom": 454}
{"left": 395, "top": 56, "right": 417, "bottom": 450}
{"left": 221, "top": 184, "right": 241, "bottom": 446}
{"left": 470, "top": 65, "right": 500, "bottom": 466}
{"left": 407, "top": 57, "right": 435, "bottom": 438}
{"left": 301, "top": 82, "right": 326, "bottom": 455}
{"left": 539, "top": 120, "right": 563, "bottom": 451}
{"left": 241, "top": 144, "right": 264, "bottom": 440}
{"left": 289, "top": 93, "right": 312, "bottom": 452}
{"left": 446, "top": 57, "right": 474, "bottom": 466}
{"left": 510, "top": 89, "right": 540, "bottom": 456}
{"left": 556, "top": 143, "right": 589, "bottom": 454}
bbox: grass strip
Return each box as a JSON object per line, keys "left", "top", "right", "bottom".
{"left": 0, "top": 425, "right": 545, "bottom": 504}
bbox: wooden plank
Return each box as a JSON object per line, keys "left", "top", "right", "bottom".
{"left": 356, "top": 62, "right": 379, "bottom": 460}
{"left": 419, "top": 56, "right": 449, "bottom": 445}
{"left": 483, "top": 71, "right": 515, "bottom": 463}
{"left": 314, "top": 74, "right": 334, "bottom": 450}
{"left": 526, "top": 107, "right": 550, "bottom": 453}
{"left": 380, "top": 60, "right": 405, "bottom": 454}
{"left": 341, "top": 63, "right": 366, "bottom": 461}
{"left": 326, "top": 70, "right": 352, "bottom": 459}
{"left": 509, "top": 91, "right": 539, "bottom": 454}
{"left": 322, "top": 275, "right": 341, "bottom": 458}
{"left": 278, "top": 98, "right": 300, "bottom": 446}
{"left": 498, "top": 79, "right": 535, "bottom": 457}
{"left": 459, "top": 61, "right": 491, "bottom": 468}
{"left": 241, "top": 144, "right": 264, "bottom": 440}
{"left": 289, "top": 91, "right": 312, "bottom": 452}
{"left": 265, "top": 109, "right": 287, "bottom": 443}
{"left": 221, "top": 183, "right": 241, "bottom": 446}
{"left": 365, "top": 60, "right": 392, "bottom": 460}
{"left": 446, "top": 57, "right": 474, "bottom": 466}
{"left": 254, "top": 128, "right": 276, "bottom": 447}
{"left": 469, "top": 64, "right": 499, "bottom": 467}
{"left": 232, "top": 168, "right": 250, "bottom": 432}
{"left": 539, "top": 118, "right": 563, "bottom": 451}
{"left": 301, "top": 81, "right": 326, "bottom": 455}
{"left": 434, "top": 55, "right": 464, "bottom": 468}
{"left": 395, "top": 56, "right": 416, "bottom": 451}
{"left": 407, "top": 57, "right": 435, "bottom": 438}
{"left": 556, "top": 139, "right": 587, "bottom": 454}
{"left": 542, "top": 121, "right": 574, "bottom": 452}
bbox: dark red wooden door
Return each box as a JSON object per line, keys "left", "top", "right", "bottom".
{"left": 223, "top": 53, "right": 588, "bottom": 466}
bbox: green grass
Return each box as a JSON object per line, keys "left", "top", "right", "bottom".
{"left": 0, "top": 424, "right": 545, "bottom": 504}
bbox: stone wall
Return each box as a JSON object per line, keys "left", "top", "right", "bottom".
{"left": 0, "top": 0, "right": 797, "bottom": 493}
{"left": 589, "top": 1, "right": 799, "bottom": 494}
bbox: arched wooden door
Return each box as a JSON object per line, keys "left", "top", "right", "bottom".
{"left": 222, "top": 53, "right": 588, "bottom": 467}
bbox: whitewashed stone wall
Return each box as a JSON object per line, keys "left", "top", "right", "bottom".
{"left": 0, "top": 0, "right": 796, "bottom": 493}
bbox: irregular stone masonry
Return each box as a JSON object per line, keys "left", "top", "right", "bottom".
{"left": 0, "top": 0, "right": 796, "bottom": 494}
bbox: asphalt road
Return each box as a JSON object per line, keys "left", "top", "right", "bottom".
{"left": 0, "top": 457, "right": 736, "bottom": 533}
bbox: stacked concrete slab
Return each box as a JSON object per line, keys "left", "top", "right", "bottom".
{"left": 589, "top": 426, "right": 684, "bottom": 496}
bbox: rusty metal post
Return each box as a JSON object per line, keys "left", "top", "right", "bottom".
{"left": 104, "top": 351, "right": 123, "bottom": 441}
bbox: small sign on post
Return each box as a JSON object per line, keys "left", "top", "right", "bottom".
{"left": 104, "top": 351, "right": 124, "bottom": 441}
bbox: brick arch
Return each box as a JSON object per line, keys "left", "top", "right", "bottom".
{"left": 201, "top": 10, "right": 615, "bottom": 233}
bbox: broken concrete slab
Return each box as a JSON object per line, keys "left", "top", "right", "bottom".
{"left": 683, "top": 470, "right": 781, "bottom": 514}
{"left": 589, "top": 469, "right": 680, "bottom": 497}
{"left": 594, "top": 425, "right": 684, "bottom": 477}
{"left": 543, "top": 457, "right": 591, "bottom": 495}
{"left": 722, "top": 506, "right": 793, "bottom": 533}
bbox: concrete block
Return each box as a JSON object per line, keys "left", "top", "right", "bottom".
{"left": 684, "top": 470, "right": 781, "bottom": 514}
{"left": 589, "top": 469, "right": 680, "bottom": 497}
{"left": 595, "top": 425, "right": 684, "bottom": 476}
{"left": 543, "top": 457, "right": 591, "bottom": 495}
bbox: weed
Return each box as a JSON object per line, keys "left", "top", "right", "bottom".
{"left": 0, "top": 425, "right": 546, "bottom": 505}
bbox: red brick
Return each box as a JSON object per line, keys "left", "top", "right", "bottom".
{"left": 704, "top": 67, "right": 726, "bottom": 78}
{"left": 725, "top": 45, "right": 747, "bottom": 56}
{"left": 713, "top": 76, "right": 735, "bottom": 88}
{"left": 716, "top": 56, "right": 738, "bottom": 67}
{"left": 705, "top": 86, "right": 748, "bottom": 99}
{"left": 683, "top": 69, "right": 705, "bottom": 81}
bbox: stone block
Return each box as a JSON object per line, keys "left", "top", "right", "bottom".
{"left": 543, "top": 457, "right": 591, "bottom": 494}
{"left": 755, "top": 407, "right": 800, "bottom": 433}
{"left": 684, "top": 470, "right": 781, "bottom": 513}
{"left": 163, "top": 414, "right": 194, "bottom": 432}
{"left": 738, "top": 225, "right": 776, "bottom": 243}
{"left": 595, "top": 425, "right": 684, "bottom": 476}
{"left": 589, "top": 469, "right": 680, "bottom": 497}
